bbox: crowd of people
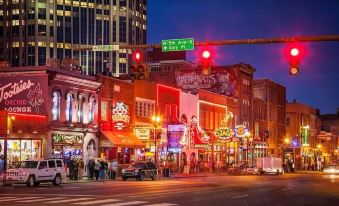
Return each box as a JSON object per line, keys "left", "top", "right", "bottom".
{"left": 66, "top": 157, "right": 118, "bottom": 181}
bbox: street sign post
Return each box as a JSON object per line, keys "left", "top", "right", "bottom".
{"left": 162, "top": 38, "right": 194, "bottom": 52}
{"left": 92, "top": 45, "right": 119, "bottom": 51}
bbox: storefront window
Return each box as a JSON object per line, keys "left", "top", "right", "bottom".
{"left": 88, "top": 95, "right": 95, "bottom": 123}
{"left": 66, "top": 92, "right": 73, "bottom": 122}
{"left": 52, "top": 91, "right": 61, "bottom": 120}
{"left": 0, "top": 139, "right": 42, "bottom": 168}
{"left": 78, "top": 94, "right": 85, "bottom": 123}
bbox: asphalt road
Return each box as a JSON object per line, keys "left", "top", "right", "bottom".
{"left": 0, "top": 174, "right": 338, "bottom": 206}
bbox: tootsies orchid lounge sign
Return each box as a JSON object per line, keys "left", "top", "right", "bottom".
{"left": 0, "top": 75, "right": 48, "bottom": 115}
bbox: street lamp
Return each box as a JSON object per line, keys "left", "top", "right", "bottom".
{"left": 151, "top": 115, "right": 161, "bottom": 166}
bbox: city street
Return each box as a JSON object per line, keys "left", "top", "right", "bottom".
{"left": 0, "top": 174, "right": 338, "bottom": 206}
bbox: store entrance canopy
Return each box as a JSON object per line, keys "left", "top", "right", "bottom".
{"left": 99, "top": 131, "right": 145, "bottom": 148}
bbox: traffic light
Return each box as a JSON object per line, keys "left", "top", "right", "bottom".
{"left": 199, "top": 48, "right": 213, "bottom": 75}
{"left": 289, "top": 47, "right": 300, "bottom": 75}
{"left": 285, "top": 44, "right": 305, "bottom": 76}
{"left": 130, "top": 51, "right": 149, "bottom": 81}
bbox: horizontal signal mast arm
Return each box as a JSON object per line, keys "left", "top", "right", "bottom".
{"left": 73, "top": 35, "right": 339, "bottom": 51}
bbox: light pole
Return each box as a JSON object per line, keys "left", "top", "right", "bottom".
{"left": 151, "top": 115, "right": 161, "bottom": 166}
{"left": 283, "top": 138, "right": 290, "bottom": 166}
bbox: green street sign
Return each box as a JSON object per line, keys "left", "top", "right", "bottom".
{"left": 162, "top": 38, "right": 194, "bottom": 52}
{"left": 93, "top": 45, "right": 119, "bottom": 51}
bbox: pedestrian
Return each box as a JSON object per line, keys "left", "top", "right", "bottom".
{"left": 94, "top": 159, "right": 101, "bottom": 181}
{"left": 87, "top": 159, "right": 95, "bottom": 180}
{"left": 111, "top": 159, "right": 118, "bottom": 179}
{"left": 74, "top": 158, "right": 79, "bottom": 180}
{"left": 78, "top": 158, "right": 84, "bottom": 180}
{"left": 0, "top": 155, "right": 4, "bottom": 176}
{"left": 67, "top": 157, "right": 75, "bottom": 180}
{"left": 103, "top": 159, "right": 109, "bottom": 179}
{"left": 99, "top": 159, "right": 106, "bottom": 181}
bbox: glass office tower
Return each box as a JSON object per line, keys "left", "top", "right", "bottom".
{"left": 0, "top": 0, "right": 147, "bottom": 76}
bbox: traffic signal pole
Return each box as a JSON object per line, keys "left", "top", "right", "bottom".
{"left": 73, "top": 34, "right": 339, "bottom": 51}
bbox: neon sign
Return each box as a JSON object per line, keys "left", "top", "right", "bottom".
{"left": 235, "top": 125, "right": 248, "bottom": 138}
{"left": 112, "top": 102, "right": 130, "bottom": 130}
{"left": 214, "top": 112, "right": 234, "bottom": 140}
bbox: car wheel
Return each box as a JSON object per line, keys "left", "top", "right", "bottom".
{"left": 122, "top": 176, "right": 127, "bottom": 181}
{"left": 34, "top": 182, "right": 40, "bottom": 187}
{"left": 53, "top": 174, "right": 62, "bottom": 186}
{"left": 139, "top": 172, "right": 145, "bottom": 181}
{"left": 26, "top": 175, "right": 35, "bottom": 187}
{"left": 151, "top": 173, "right": 156, "bottom": 181}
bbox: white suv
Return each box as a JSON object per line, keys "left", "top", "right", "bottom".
{"left": 6, "top": 159, "right": 65, "bottom": 187}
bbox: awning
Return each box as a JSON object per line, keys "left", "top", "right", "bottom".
{"left": 99, "top": 130, "right": 145, "bottom": 148}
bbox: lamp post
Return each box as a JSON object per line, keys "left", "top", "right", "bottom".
{"left": 283, "top": 138, "right": 290, "bottom": 165}
{"left": 151, "top": 115, "right": 161, "bottom": 166}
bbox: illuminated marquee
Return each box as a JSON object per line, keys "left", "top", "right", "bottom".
{"left": 112, "top": 102, "right": 130, "bottom": 130}
{"left": 0, "top": 75, "right": 48, "bottom": 115}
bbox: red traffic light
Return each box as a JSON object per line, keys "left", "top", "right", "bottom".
{"left": 290, "top": 48, "right": 299, "bottom": 57}
{"left": 202, "top": 50, "right": 211, "bottom": 59}
{"left": 133, "top": 51, "right": 143, "bottom": 62}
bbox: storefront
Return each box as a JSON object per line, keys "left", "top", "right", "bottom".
{"left": 0, "top": 137, "right": 43, "bottom": 167}
{"left": 0, "top": 73, "right": 48, "bottom": 167}
{"left": 167, "top": 124, "right": 185, "bottom": 173}
{"left": 48, "top": 131, "right": 99, "bottom": 168}
{"left": 99, "top": 130, "right": 145, "bottom": 164}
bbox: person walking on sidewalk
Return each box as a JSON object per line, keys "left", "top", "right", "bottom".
{"left": 74, "top": 159, "right": 79, "bottom": 180}
{"left": 78, "top": 158, "right": 84, "bottom": 180}
{"left": 87, "top": 159, "right": 95, "bottom": 180}
{"left": 99, "top": 159, "right": 106, "bottom": 181}
{"left": 68, "top": 157, "right": 75, "bottom": 180}
{"left": 94, "top": 159, "right": 101, "bottom": 181}
{"left": 111, "top": 159, "right": 118, "bottom": 179}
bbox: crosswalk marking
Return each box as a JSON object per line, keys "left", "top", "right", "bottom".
{"left": 145, "top": 204, "right": 178, "bottom": 206}
{"left": 73, "top": 199, "right": 120, "bottom": 205}
{"left": 102, "top": 201, "right": 147, "bottom": 206}
{"left": 0, "top": 197, "right": 41, "bottom": 202}
{"left": 0, "top": 197, "right": 16, "bottom": 202}
{"left": 46, "top": 197, "right": 94, "bottom": 203}
{"left": 17, "top": 197, "right": 65, "bottom": 203}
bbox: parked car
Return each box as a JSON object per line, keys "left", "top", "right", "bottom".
{"left": 6, "top": 159, "right": 65, "bottom": 187}
{"left": 121, "top": 161, "right": 158, "bottom": 181}
{"left": 228, "top": 163, "right": 258, "bottom": 175}
{"left": 323, "top": 164, "right": 339, "bottom": 174}
{"left": 243, "top": 165, "right": 259, "bottom": 175}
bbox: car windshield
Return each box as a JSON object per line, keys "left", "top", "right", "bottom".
{"left": 20, "top": 161, "right": 39, "bottom": 169}
{"left": 130, "top": 162, "right": 145, "bottom": 169}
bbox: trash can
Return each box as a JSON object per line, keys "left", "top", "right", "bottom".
{"left": 163, "top": 168, "right": 170, "bottom": 177}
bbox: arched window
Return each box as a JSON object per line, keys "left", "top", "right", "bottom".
{"left": 88, "top": 95, "right": 96, "bottom": 124}
{"left": 52, "top": 91, "right": 61, "bottom": 120}
{"left": 66, "top": 92, "right": 74, "bottom": 122}
{"left": 78, "top": 94, "right": 85, "bottom": 123}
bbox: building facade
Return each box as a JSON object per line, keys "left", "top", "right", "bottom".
{"left": 0, "top": 66, "right": 101, "bottom": 175}
{"left": 286, "top": 100, "right": 321, "bottom": 170}
{"left": 253, "top": 79, "right": 286, "bottom": 157}
{"left": 0, "top": 0, "right": 147, "bottom": 76}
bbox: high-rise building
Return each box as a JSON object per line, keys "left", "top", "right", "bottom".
{"left": 0, "top": 0, "right": 147, "bottom": 76}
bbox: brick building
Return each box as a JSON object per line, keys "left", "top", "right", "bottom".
{"left": 253, "top": 79, "right": 286, "bottom": 157}
{"left": 0, "top": 66, "right": 101, "bottom": 174}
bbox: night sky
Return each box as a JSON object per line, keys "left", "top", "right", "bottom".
{"left": 147, "top": 0, "right": 339, "bottom": 114}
